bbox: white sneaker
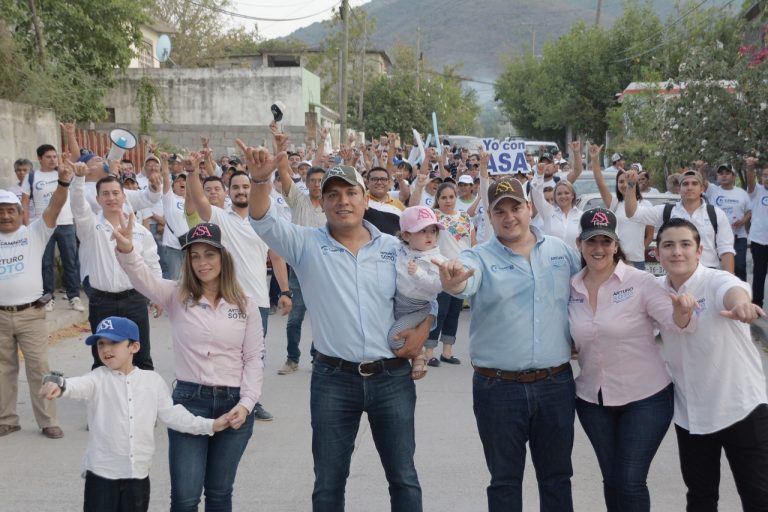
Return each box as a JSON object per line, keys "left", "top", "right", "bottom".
{"left": 44, "top": 299, "right": 55, "bottom": 313}
{"left": 69, "top": 297, "right": 85, "bottom": 312}
{"left": 277, "top": 360, "right": 298, "bottom": 375}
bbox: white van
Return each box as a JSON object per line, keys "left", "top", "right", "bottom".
{"left": 524, "top": 141, "right": 560, "bottom": 160}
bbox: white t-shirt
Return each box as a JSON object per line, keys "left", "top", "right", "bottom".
{"left": 658, "top": 266, "right": 767, "bottom": 434}
{"left": 609, "top": 196, "right": 652, "bottom": 262}
{"left": 705, "top": 184, "right": 751, "bottom": 238}
{"left": 161, "top": 192, "right": 187, "bottom": 250}
{"left": 270, "top": 189, "right": 292, "bottom": 224}
{"left": 208, "top": 206, "right": 269, "bottom": 307}
{"left": 748, "top": 184, "right": 768, "bottom": 245}
{"left": 456, "top": 195, "right": 476, "bottom": 212}
{"left": 0, "top": 219, "right": 54, "bottom": 305}
{"left": 21, "top": 170, "right": 74, "bottom": 224}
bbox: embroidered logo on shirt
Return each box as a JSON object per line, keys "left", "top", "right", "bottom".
{"left": 490, "top": 264, "right": 515, "bottom": 272}
{"left": 379, "top": 250, "right": 396, "bottom": 262}
{"left": 320, "top": 244, "right": 345, "bottom": 256}
{"left": 568, "top": 296, "right": 584, "bottom": 304}
{"left": 550, "top": 255, "right": 566, "bottom": 268}
{"left": 227, "top": 308, "right": 246, "bottom": 319}
{"left": 612, "top": 287, "right": 634, "bottom": 303}
{"left": 762, "top": 196, "right": 768, "bottom": 206}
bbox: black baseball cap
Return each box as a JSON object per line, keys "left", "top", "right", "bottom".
{"left": 579, "top": 208, "right": 618, "bottom": 241}
{"left": 181, "top": 223, "right": 224, "bottom": 250}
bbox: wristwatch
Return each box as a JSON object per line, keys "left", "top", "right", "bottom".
{"left": 279, "top": 290, "right": 293, "bottom": 299}
{"left": 43, "top": 371, "right": 66, "bottom": 394}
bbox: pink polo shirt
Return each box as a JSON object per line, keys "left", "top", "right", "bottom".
{"left": 116, "top": 249, "right": 265, "bottom": 413}
{"left": 568, "top": 261, "right": 675, "bottom": 406}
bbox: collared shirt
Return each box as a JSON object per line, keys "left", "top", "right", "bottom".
{"left": 208, "top": 206, "right": 269, "bottom": 306}
{"left": 83, "top": 181, "right": 161, "bottom": 216}
{"left": 629, "top": 200, "right": 734, "bottom": 268}
{"left": 116, "top": 249, "right": 264, "bottom": 412}
{"left": 64, "top": 366, "right": 214, "bottom": 480}
{"left": 249, "top": 204, "right": 401, "bottom": 362}
{"left": 0, "top": 218, "right": 53, "bottom": 305}
{"left": 455, "top": 228, "right": 581, "bottom": 371}
{"left": 529, "top": 181, "right": 581, "bottom": 250}
{"left": 658, "top": 265, "right": 767, "bottom": 434}
{"left": 284, "top": 182, "right": 325, "bottom": 228}
{"left": 569, "top": 261, "right": 676, "bottom": 406}
{"left": 71, "top": 176, "right": 161, "bottom": 292}
{"left": 367, "top": 192, "right": 405, "bottom": 215}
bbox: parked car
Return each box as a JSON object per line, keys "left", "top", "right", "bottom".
{"left": 575, "top": 191, "right": 680, "bottom": 276}
{"left": 525, "top": 141, "right": 560, "bottom": 161}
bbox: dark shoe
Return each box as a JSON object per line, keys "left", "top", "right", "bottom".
{"left": 427, "top": 357, "right": 440, "bottom": 367}
{"left": 0, "top": 424, "right": 21, "bottom": 437}
{"left": 253, "top": 403, "right": 274, "bottom": 421}
{"left": 440, "top": 355, "right": 461, "bottom": 365}
{"left": 42, "top": 426, "right": 64, "bottom": 439}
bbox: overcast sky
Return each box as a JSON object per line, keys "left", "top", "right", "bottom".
{"left": 229, "top": 0, "right": 370, "bottom": 40}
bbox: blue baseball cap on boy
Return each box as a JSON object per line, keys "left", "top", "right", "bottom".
{"left": 85, "top": 316, "right": 140, "bottom": 346}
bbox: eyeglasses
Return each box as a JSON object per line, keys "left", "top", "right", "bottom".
{"left": 368, "top": 177, "right": 389, "bottom": 184}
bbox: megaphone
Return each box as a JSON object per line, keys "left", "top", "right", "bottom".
{"left": 106, "top": 129, "right": 137, "bottom": 162}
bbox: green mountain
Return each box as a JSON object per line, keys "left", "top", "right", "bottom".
{"left": 286, "top": 0, "right": 738, "bottom": 100}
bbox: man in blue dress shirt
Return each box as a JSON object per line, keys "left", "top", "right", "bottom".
{"left": 437, "top": 177, "right": 581, "bottom": 512}
{"left": 244, "top": 142, "right": 432, "bottom": 512}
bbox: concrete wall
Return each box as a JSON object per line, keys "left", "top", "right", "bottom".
{"left": 0, "top": 99, "right": 59, "bottom": 189}
{"left": 104, "top": 67, "right": 310, "bottom": 127}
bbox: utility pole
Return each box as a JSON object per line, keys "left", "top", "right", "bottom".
{"left": 415, "top": 26, "right": 421, "bottom": 91}
{"left": 339, "top": 0, "right": 349, "bottom": 141}
{"left": 357, "top": 20, "right": 367, "bottom": 126}
{"left": 595, "top": 0, "right": 603, "bottom": 26}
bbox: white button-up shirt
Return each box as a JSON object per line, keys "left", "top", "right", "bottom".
{"left": 657, "top": 265, "right": 767, "bottom": 434}
{"left": 63, "top": 366, "right": 214, "bottom": 479}
{"left": 629, "top": 200, "right": 734, "bottom": 268}
{"left": 71, "top": 176, "right": 161, "bottom": 292}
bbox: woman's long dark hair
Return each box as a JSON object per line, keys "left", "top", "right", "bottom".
{"left": 616, "top": 169, "right": 643, "bottom": 202}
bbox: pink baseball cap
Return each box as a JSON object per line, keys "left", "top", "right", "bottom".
{"left": 399, "top": 206, "right": 444, "bottom": 234}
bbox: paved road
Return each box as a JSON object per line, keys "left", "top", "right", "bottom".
{"left": 2, "top": 309, "right": 764, "bottom": 511}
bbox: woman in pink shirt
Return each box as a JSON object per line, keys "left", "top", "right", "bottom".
{"left": 113, "top": 220, "right": 264, "bottom": 512}
{"left": 569, "top": 207, "right": 691, "bottom": 512}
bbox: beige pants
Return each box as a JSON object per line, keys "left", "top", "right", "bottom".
{"left": 0, "top": 307, "right": 57, "bottom": 428}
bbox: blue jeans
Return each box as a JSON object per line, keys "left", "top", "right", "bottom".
{"left": 43, "top": 224, "right": 80, "bottom": 298}
{"left": 286, "top": 269, "right": 307, "bottom": 363}
{"left": 168, "top": 381, "right": 254, "bottom": 512}
{"left": 310, "top": 360, "right": 422, "bottom": 511}
{"left": 425, "top": 292, "right": 463, "bottom": 348}
{"left": 734, "top": 236, "right": 748, "bottom": 282}
{"left": 473, "top": 366, "right": 576, "bottom": 512}
{"left": 576, "top": 383, "right": 674, "bottom": 512}
{"left": 164, "top": 246, "right": 184, "bottom": 280}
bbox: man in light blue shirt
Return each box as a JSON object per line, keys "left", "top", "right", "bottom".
{"left": 245, "top": 144, "right": 431, "bottom": 512}
{"left": 438, "top": 177, "right": 580, "bottom": 512}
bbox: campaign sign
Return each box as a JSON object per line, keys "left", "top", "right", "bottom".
{"left": 481, "top": 139, "right": 530, "bottom": 174}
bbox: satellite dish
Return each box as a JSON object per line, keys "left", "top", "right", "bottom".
{"left": 156, "top": 35, "right": 172, "bottom": 63}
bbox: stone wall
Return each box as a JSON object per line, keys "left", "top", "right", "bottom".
{"left": 0, "top": 100, "right": 59, "bottom": 188}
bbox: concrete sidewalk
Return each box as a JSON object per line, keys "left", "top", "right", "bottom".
{"left": 3, "top": 307, "right": 759, "bottom": 511}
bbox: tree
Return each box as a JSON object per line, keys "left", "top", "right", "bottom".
{"left": 0, "top": 0, "right": 151, "bottom": 120}
{"left": 361, "top": 43, "right": 479, "bottom": 140}
{"left": 154, "top": 0, "right": 232, "bottom": 67}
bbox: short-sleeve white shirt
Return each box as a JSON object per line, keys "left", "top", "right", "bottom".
{"left": 0, "top": 219, "right": 54, "bottom": 305}
{"left": 21, "top": 170, "right": 73, "bottom": 224}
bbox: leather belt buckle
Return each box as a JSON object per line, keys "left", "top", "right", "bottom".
{"left": 358, "top": 361, "right": 376, "bottom": 377}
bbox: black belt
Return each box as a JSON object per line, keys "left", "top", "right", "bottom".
{"left": 90, "top": 288, "right": 140, "bottom": 300}
{"left": 474, "top": 362, "right": 571, "bottom": 383}
{"left": 0, "top": 301, "right": 39, "bottom": 312}
{"left": 315, "top": 352, "right": 410, "bottom": 377}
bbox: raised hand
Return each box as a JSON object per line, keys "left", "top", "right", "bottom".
{"left": 569, "top": 140, "right": 581, "bottom": 155}
{"left": 270, "top": 122, "right": 289, "bottom": 153}
{"left": 746, "top": 156, "right": 759, "bottom": 168}
{"left": 58, "top": 158, "right": 74, "bottom": 183}
{"left": 111, "top": 212, "right": 135, "bottom": 254}
{"left": 148, "top": 172, "right": 163, "bottom": 193}
{"left": 434, "top": 258, "right": 475, "bottom": 294}
{"left": 73, "top": 161, "right": 88, "bottom": 178}
{"left": 588, "top": 143, "right": 603, "bottom": 160}
{"left": 200, "top": 136, "right": 209, "bottom": 149}
{"left": 720, "top": 302, "right": 765, "bottom": 324}
{"left": 236, "top": 138, "right": 284, "bottom": 182}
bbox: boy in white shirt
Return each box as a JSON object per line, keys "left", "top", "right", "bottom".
{"left": 40, "top": 316, "right": 229, "bottom": 512}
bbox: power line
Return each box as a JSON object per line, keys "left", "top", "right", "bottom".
{"left": 613, "top": 0, "right": 738, "bottom": 63}
{"left": 186, "top": 0, "right": 341, "bottom": 22}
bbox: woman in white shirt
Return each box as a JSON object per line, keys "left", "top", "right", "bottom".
{"left": 590, "top": 144, "right": 654, "bottom": 269}
{"left": 530, "top": 179, "right": 582, "bottom": 249}
{"left": 424, "top": 182, "right": 473, "bottom": 367}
